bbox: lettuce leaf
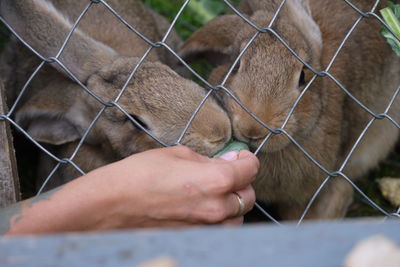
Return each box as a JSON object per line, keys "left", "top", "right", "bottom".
{"left": 380, "top": 1, "right": 400, "bottom": 56}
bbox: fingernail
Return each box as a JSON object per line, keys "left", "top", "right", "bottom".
{"left": 219, "top": 151, "right": 239, "bottom": 161}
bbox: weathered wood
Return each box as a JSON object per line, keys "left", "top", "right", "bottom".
{"left": 0, "top": 219, "right": 399, "bottom": 267}
{"left": 0, "top": 80, "right": 20, "bottom": 208}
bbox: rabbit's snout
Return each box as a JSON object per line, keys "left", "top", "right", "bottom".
{"left": 232, "top": 112, "right": 293, "bottom": 152}
{"left": 227, "top": 91, "right": 298, "bottom": 152}
{"left": 182, "top": 102, "right": 232, "bottom": 156}
{"left": 233, "top": 115, "right": 268, "bottom": 143}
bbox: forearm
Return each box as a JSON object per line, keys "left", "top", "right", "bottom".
{"left": 0, "top": 147, "right": 259, "bottom": 235}
{"left": 0, "top": 170, "right": 117, "bottom": 236}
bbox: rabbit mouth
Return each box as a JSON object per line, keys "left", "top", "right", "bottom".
{"left": 233, "top": 134, "right": 264, "bottom": 151}
{"left": 239, "top": 133, "right": 293, "bottom": 153}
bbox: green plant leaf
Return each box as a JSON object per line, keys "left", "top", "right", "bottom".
{"left": 187, "top": 0, "right": 227, "bottom": 24}
{"left": 380, "top": 2, "right": 400, "bottom": 56}
{"left": 382, "top": 29, "right": 400, "bottom": 56}
{"left": 212, "top": 140, "right": 249, "bottom": 158}
{"left": 142, "top": 0, "right": 231, "bottom": 39}
{"left": 388, "top": 1, "right": 400, "bottom": 17}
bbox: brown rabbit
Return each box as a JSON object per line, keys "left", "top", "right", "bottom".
{"left": 180, "top": 0, "right": 400, "bottom": 220}
{"left": 0, "top": 0, "right": 231, "bottom": 191}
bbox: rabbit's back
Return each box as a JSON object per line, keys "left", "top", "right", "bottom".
{"left": 50, "top": 0, "right": 181, "bottom": 63}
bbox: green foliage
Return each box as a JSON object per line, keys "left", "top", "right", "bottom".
{"left": 388, "top": 1, "right": 400, "bottom": 16}
{"left": 142, "top": 0, "right": 240, "bottom": 78}
{"left": 142, "top": 0, "right": 239, "bottom": 40}
{"left": 380, "top": 1, "right": 400, "bottom": 56}
{"left": 187, "top": 0, "right": 227, "bottom": 24}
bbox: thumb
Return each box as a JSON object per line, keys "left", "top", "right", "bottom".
{"left": 237, "top": 150, "right": 259, "bottom": 165}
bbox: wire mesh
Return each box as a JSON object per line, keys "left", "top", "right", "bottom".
{"left": 0, "top": 0, "right": 399, "bottom": 224}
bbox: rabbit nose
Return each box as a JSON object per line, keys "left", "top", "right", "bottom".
{"left": 235, "top": 122, "right": 268, "bottom": 143}
{"left": 209, "top": 136, "right": 229, "bottom": 144}
{"left": 208, "top": 122, "right": 232, "bottom": 144}
{"left": 242, "top": 133, "right": 266, "bottom": 142}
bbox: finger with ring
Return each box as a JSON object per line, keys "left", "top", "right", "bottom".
{"left": 233, "top": 191, "right": 246, "bottom": 217}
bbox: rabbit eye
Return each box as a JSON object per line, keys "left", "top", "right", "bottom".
{"left": 298, "top": 69, "right": 306, "bottom": 88}
{"left": 126, "top": 114, "right": 149, "bottom": 131}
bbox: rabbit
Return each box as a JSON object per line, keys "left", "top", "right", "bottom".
{"left": 0, "top": 0, "right": 232, "bottom": 191}
{"left": 179, "top": 0, "right": 400, "bottom": 220}
{"left": 0, "top": 0, "right": 185, "bottom": 108}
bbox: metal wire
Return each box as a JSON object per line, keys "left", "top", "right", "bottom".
{"left": 0, "top": 0, "right": 399, "bottom": 225}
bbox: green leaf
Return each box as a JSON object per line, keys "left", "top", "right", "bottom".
{"left": 382, "top": 29, "right": 400, "bottom": 56}
{"left": 387, "top": 37, "right": 400, "bottom": 56}
{"left": 381, "top": 6, "right": 400, "bottom": 37}
{"left": 380, "top": 2, "right": 400, "bottom": 56}
{"left": 388, "top": 1, "right": 400, "bottom": 17}
{"left": 142, "top": 0, "right": 230, "bottom": 39}
{"left": 212, "top": 140, "right": 249, "bottom": 158}
{"left": 187, "top": 0, "right": 227, "bottom": 24}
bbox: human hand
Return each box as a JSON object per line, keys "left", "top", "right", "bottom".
{"left": 2, "top": 146, "right": 259, "bottom": 235}
{"left": 89, "top": 146, "right": 259, "bottom": 229}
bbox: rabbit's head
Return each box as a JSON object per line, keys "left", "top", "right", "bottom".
{"left": 78, "top": 57, "right": 232, "bottom": 157}
{"left": 3, "top": 0, "right": 231, "bottom": 158}
{"left": 181, "top": 0, "right": 323, "bottom": 152}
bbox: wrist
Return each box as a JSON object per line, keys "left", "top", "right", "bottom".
{"left": 80, "top": 162, "right": 147, "bottom": 230}
{"left": 76, "top": 167, "right": 125, "bottom": 230}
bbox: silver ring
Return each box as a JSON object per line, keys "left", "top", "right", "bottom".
{"left": 233, "top": 192, "right": 246, "bottom": 217}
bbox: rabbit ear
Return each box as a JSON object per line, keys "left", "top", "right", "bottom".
{"left": 0, "top": 0, "right": 118, "bottom": 83}
{"left": 15, "top": 81, "right": 92, "bottom": 145}
{"left": 286, "top": 0, "right": 322, "bottom": 53}
{"left": 247, "top": 0, "right": 312, "bottom": 15}
{"left": 246, "top": 0, "right": 281, "bottom": 12}
{"left": 16, "top": 110, "right": 83, "bottom": 145}
{"left": 291, "top": 0, "right": 312, "bottom": 14}
{"left": 247, "top": 0, "right": 321, "bottom": 53}
{"left": 179, "top": 15, "right": 245, "bottom": 65}
{"left": 236, "top": 1, "right": 254, "bottom": 15}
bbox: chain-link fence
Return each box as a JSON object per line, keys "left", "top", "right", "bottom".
{"left": 0, "top": 0, "right": 399, "bottom": 225}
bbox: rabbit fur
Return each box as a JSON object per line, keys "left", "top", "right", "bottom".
{"left": 180, "top": 0, "right": 400, "bottom": 220}
{"left": 0, "top": 0, "right": 232, "bottom": 190}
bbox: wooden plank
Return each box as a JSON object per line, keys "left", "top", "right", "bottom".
{"left": 0, "top": 218, "right": 399, "bottom": 266}
{"left": 0, "top": 80, "right": 20, "bottom": 207}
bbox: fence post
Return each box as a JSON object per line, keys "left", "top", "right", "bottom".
{"left": 0, "top": 80, "right": 20, "bottom": 208}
